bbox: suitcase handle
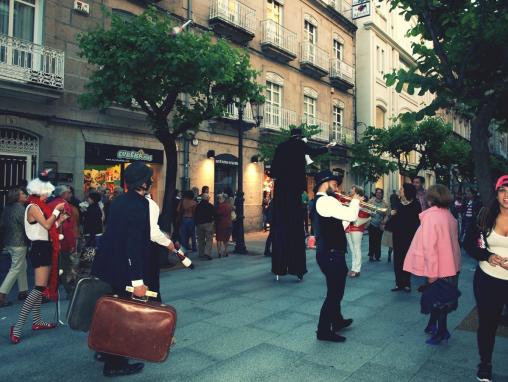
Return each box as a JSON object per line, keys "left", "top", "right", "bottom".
{"left": 125, "top": 286, "right": 158, "bottom": 301}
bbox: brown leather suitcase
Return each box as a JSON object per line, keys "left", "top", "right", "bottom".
{"left": 88, "top": 295, "right": 177, "bottom": 362}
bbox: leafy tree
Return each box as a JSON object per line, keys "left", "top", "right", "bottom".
{"left": 259, "top": 123, "right": 332, "bottom": 169}
{"left": 352, "top": 117, "right": 451, "bottom": 177}
{"left": 350, "top": 141, "right": 397, "bottom": 186}
{"left": 78, "top": 8, "right": 263, "bottom": 228}
{"left": 383, "top": 0, "right": 508, "bottom": 204}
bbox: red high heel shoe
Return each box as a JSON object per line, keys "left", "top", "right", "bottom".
{"left": 32, "top": 322, "right": 57, "bottom": 331}
{"left": 10, "top": 326, "right": 20, "bottom": 344}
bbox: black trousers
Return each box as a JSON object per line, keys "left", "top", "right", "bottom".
{"left": 474, "top": 267, "right": 508, "bottom": 364}
{"left": 316, "top": 251, "right": 348, "bottom": 333}
{"left": 393, "top": 249, "right": 411, "bottom": 288}
{"left": 368, "top": 226, "right": 383, "bottom": 260}
{"left": 264, "top": 230, "right": 272, "bottom": 256}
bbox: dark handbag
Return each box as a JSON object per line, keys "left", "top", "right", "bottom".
{"left": 88, "top": 294, "right": 177, "bottom": 362}
{"left": 67, "top": 277, "right": 112, "bottom": 332}
{"left": 420, "top": 279, "right": 461, "bottom": 314}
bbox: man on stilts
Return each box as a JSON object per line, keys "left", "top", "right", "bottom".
{"left": 270, "top": 128, "right": 331, "bottom": 281}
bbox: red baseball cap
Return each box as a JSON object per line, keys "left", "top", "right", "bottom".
{"left": 495, "top": 175, "right": 508, "bottom": 190}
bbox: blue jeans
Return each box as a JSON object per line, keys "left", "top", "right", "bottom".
{"left": 180, "top": 217, "right": 197, "bottom": 251}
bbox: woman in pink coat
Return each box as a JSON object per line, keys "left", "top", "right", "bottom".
{"left": 404, "top": 184, "right": 461, "bottom": 345}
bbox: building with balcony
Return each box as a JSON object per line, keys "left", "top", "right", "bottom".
{"left": 0, "top": 0, "right": 357, "bottom": 231}
{"left": 0, "top": 0, "right": 168, "bottom": 208}
{"left": 355, "top": 1, "right": 434, "bottom": 197}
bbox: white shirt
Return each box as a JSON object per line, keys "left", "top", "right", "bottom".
{"left": 131, "top": 196, "right": 173, "bottom": 288}
{"left": 480, "top": 230, "right": 508, "bottom": 281}
{"left": 315, "top": 192, "right": 360, "bottom": 223}
{"left": 24, "top": 204, "right": 49, "bottom": 241}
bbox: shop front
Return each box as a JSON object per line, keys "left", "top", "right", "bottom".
{"left": 214, "top": 153, "right": 238, "bottom": 197}
{"left": 84, "top": 142, "right": 164, "bottom": 202}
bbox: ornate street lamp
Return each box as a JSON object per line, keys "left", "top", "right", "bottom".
{"left": 233, "top": 99, "right": 264, "bottom": 254}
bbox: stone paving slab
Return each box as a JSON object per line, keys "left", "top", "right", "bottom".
{"left": 0, "top": 232, "right": 507, "bottom": 381}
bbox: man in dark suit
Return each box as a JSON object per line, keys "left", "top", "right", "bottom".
{"left": 92, "top": 161, "right": 175, "bottom": 377}
{"left": 270, "top": 128, "right": 332, "bottom": 280}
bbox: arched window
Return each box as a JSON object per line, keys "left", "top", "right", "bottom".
{"left": 375, "top": 106, "right": 386, "bottom": 128}
{"left": 265, "top": 72, "right": 284, "bottom": 128}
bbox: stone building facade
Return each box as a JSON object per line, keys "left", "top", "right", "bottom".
{"left": 0, "top": 0, "right": 357, "bottom": 231}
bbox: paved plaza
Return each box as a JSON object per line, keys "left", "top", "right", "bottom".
{"left": 1, "top": 232, "right": 507, "bottom": 382}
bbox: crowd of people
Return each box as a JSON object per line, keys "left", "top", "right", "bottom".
{"left": 0, "top": 153, "right": 506, "bottom": 381}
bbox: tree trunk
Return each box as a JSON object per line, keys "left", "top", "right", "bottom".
{"left": 470, "top": 103, "right": 495, "bottom": 206}
{"left": 159, "top": 134, "right": 178, "bottom": 232}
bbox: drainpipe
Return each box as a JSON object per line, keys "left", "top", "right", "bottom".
{"left": 181, "top": 0, "right": 193, "bottom": 192}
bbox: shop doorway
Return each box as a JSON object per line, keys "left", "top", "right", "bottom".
{"left": 214, "top": 153, "right": 238, "bottom": 198}
{"left": 0, "top": 128, "right": 39, "bottom": 208}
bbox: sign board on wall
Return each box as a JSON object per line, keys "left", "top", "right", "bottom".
{"left": 352, "top": 1, "right": 371, "bottom": 20}
{"left": 85, "top": 143, "right": 164, "bottom": 164}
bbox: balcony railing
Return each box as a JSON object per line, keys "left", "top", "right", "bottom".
{"left": 0, "top": 34, "right": 64, "bottom": 89}
{"left": 330, "top": 59, "right": 355, "bottom": 85}
{"left": 322, "top": 0, "right": 352, "bottom": 20}
{"left": 262, "top": 105, "right": 297, "bottom": 131}
{"left": 300, "top": 42, "right": 329, "bottom": 75}
{"left": 209, "top": 0, "right": 256, "bottom": 35}
{"left": 224, "top": 103, "right": 255, "bottom": 123}
{"left": 260, "top": 20, "right": 298, "bottom": 58}
{"left": 332, "top": 126, "right": 355, "bottom": 145}
{"left": 302, "top": 115, "right": 330, "bottom": 142}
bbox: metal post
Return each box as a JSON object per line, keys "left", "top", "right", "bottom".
{"left": 234, "top": 105, "right": 247, "bottom": 254}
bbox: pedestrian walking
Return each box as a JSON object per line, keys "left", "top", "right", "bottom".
{"left": 9, "top": 173, "right": 69, "bottom": 344}
{"left": 264, "top": 198, "right": 273, "bottom": 257}
{"left": 215, "top": 193, "right": 233, "bottom": 258}
{"left": 312, "top": 170, "right": 360, "bottom": 342}
{"left": 177, "top": 190, "right": 197, "bottom": 252}
{"left": 91, "top": 161, "right": 176, "bottom": 376}
{"left": 413, "top": 176, "right": 429, "bottom": 211}
{"left": 367, "top": 188, "right": 388, "bottom": 262}
{"left": 464, "top": 175, "right": 508, "bottom": 382}
{"left": 345, "top": 186, "right": 371, "bottom": 278}
{"left": 461, "top": 188, "right": 482, "bottom": 243}
{"left": 262, "top": 191, "right": 271, "bottom": 231}
{"left": 390, "top": 183, "right": 421, "bottom": 292}
{"left": 0, "top": 187, "right": 29, "bottom": 307}
{"left": 403, "top": 185, "right": 461, "bottom": 345}
{"left": 47, "top": 185, "right": 77, "bottom": 298}
{"left": 195, "top": 193, "right": 215, "bottom": 260}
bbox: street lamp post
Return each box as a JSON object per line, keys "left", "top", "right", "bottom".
{"left": 233, "top": 100, "right": 263, "bottom": 254}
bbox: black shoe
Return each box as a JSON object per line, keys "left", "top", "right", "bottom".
{"left": 332, "top": 318, "right": 353, "bottom": 332}
{"left": 94, "top": 352, "right": 105, "bottom": 362}
{"left": 297, "top": 274, "right": 304, "bottom": 281}
{"left": 316, "top": 331, "right": 346, "bottom": 342}
{"left": 103, "top": 362, "right": 144, "bottom": 377}
{"left": 403, "top": 286, "right": 412, "bottom": 293}
{"left": 476, "top": 362, "right": 492, "bottom": 382}
{"left": 391, "top": 286, "right": 403, "bottom": 292}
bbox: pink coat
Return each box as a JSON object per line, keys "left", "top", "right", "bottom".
{"left": 403, "top": 206, "right": 461, "bottom": 278}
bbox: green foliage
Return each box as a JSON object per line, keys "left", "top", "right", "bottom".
{"left": 78, "top": 7, "right": 264, "bottom": 135}
{"left": 384, "top": 0, "right": 508, "bottom": 126}
{"left": 351, "top": 117, "right": 474, "bottom": 182}
{"left": 259, "top": 123, "right": 331, "bottom": 169}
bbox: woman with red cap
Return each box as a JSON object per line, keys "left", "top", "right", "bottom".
{"left": 465, "top": 175, "right": 508, "bottom": 382}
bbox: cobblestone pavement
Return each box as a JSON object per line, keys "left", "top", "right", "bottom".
{"left": 1, "top": 232, "right": 507, "bottom": 381}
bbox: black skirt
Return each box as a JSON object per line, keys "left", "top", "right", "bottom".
{"left": 29, "top": 240, "right": 52, "bottom": 268}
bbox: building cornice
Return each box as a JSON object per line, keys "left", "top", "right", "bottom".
{"left": 308, "top": 0, "right": 358, "bottom": 33}
{"left": 363, "top": 21, "right": 415, "bottom": 65}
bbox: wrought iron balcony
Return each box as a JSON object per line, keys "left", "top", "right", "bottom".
{"left": 302, "top": 115, "right": 330, "bottom": 142}
{"left": 332, "top": 126, "right": 355, "bottom": 145}
{"left": 223, "top": 103, "right": 256, "bottom": 124}
{"left": 260, "top": 20, "right": 298, "bottom": 63}
{"left": 330, "top": 58, "right": 355, "bottom": 90}
{"left": 209, "top": 0, "right": 256, "bottom": 45}
{"left": 322, "top": 0, "right": 353, "bottom": 20}
{"left": 261, "top": 105, "right": 297, "bottom": 131}
{"left": 0, "top": 34, "right": 64, "bottom": 91}
{"left": 300, "top": 42, "right": 329, "bottom": 78}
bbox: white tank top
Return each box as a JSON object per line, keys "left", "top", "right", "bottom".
{"left": 24, "top": 204, "right": 49, "bottom": 241}
{"left": 479, "top": 230, "right": 508, "bottom": 281}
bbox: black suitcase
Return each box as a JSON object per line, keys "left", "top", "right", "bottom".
{"left": 67, "top": 277, "right": 112, "bottom": 332}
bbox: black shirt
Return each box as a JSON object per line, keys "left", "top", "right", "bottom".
{"left": 194, "top": 201, "right": 215, "bottom": 225}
